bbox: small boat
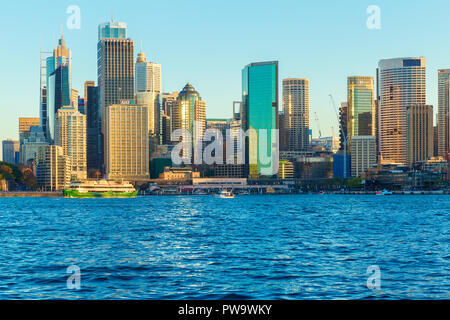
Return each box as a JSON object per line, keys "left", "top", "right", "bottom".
{"left": 319, "top": 191, "right": 326, "bottom": 195}
{"left": 376, "top": 189, "right": 393, "bottom": 196}
{"left": 218, "top": 189, "right": 235, "bottom": 199}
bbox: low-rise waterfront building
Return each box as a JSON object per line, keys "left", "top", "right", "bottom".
{"left": 159, "top": 167, "right": 200, "bottom": 181}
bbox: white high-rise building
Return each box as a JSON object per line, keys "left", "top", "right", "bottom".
{"left": 135, "top": 51, "right": 162, "bottom": 138}
{"left": 135, "top": 52, "right": 161, "bottom": 93}
{"left": 55, "top": 107, "right": 87, "bottom": 180}
{"left": 377, "top": 57, "right": 426, "bottom": 164}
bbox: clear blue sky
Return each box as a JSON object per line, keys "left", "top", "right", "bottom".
{"left": 1, "top": 0, "right": 449, "bottom": 159}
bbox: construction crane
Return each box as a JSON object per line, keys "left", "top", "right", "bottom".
{"left": 314, "top": 112, "right": 322, "bottom": 138}
{"left": 329, "top": 94, "right": 348, "bottom": 179}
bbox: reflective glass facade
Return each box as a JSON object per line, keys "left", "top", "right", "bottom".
{"left": 347, "top": 76, "right": 375, "bottom": 140}
{"left": 242, "top": 61, "right": 278, "bottom": 177}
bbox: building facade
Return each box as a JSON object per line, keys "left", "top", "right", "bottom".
{"left": 135, "top": 51, "right": 162, "bottom": 138}
{"left": 46, "top": 35, "right": 72, "bottom": 142}
{"left": 55, "top": 107, "right": 87, "bottom": 180}
{"left": 350, "top": 135, "right": 376, "bottom": 177}
{"left": 347, "top": 76, "right": 375, "bottom": 140}
{"left": 98, "top": 20, "right": 134, "bottom": 172}
{"left": 2, "top": 139, "right": 19, "bottom": 164}
{"left": 172, "top": 83, "right": 206, "bottom": 163}
{"left": 377, "top": 57, "right": 426, "bottom": 164}
{"left": 19, "top": 118, "right": 40, "bottom": 135}
{"left": 438, "top": 69, "right": 450, "bottom": 158}
{"left": 282, "top": 78, "right": 309, "bottom": 152}
{"left": 36, "top": 145, "right": 71, "bottom": 191}
{"left": 242, "top": 61, "right": 279, "bottom": 177}
{"left": 20, "top": 126, "right": 49, "bottom": 167}
{"left": 105, "top": 104, "right": 150, "bottom": 181}
{"left": 406, "top": 104, "right": 433, "bottom": 166}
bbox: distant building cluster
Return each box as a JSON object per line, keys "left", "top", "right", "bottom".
{"left": 2, "top": 21, "right": 450, "bottom": 191}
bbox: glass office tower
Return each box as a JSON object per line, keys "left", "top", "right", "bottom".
{"left": 45, "top": 35, "right": 72, "bottom": 142}
{"left": 242, "top": 61, "right": 278, "bottom": 177}
{"left": 347, "top": 76, "right": 375, "bottom": 138}
{"left": 97, "top": 20, "right": 134, "bottom": 173}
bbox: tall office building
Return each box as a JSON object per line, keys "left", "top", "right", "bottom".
{"left": 406, "top": 104, "right": 433, "bottom": 166}
{"left": 350, "top": 136, "right": 376, "bottom": 177}
{"left": 84, "top": 81, "right": 95, "bottom": 106}
{"left": 86, "top": 86, "right": 101, "bottom": 175}
{"left": 98, "top": 20, "right": 134, "bottom": 172}
{"left": 161, "top": 92, "right": 178, "bottom": 144}
{"left": 2, "top": 140, "right": 19, "bottom": 164}
{"left": 135, "top": 51, "right": 162, "bottom": 139}
{"left": 55, "top": 107, "right": 87, "bottom": 180}
{"left": 437, "top": 69, "right": 450, "bottom": 158}
{"left": 377, "top": 57, "right": 426, "bottom": 164}
{"left": 36, "top": 145, "right": 71, "bottom": 191}
{"left": 172, "top": 83, "right": 206, "bottom": 162}
{"left": 46, "top": 34, "right": 72, "bottom": 142}
{"left": 282, "top": 78, "right": 309, "bottom": 152}
{"left": 105, "top": 104, "right": 150, "bottom": 181}
{"left": 347, "top": 76, "right": 375, "bottom": 139}
{"left": 135, "top": 51, "right": 161, "bottom": 93}
{"left": 339, "top": 102, "right": 348, "bottom": 151}
{"left": 242, "top": 61, "right": 278, "bottom": 177}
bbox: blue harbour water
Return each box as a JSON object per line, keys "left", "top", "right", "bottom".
{"left": 0, "top": 195, "right": 449, "bottom": 299}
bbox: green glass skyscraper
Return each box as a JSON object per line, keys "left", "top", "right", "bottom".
{"left": 242, "top": 61, "right": 278, "bottom": 177}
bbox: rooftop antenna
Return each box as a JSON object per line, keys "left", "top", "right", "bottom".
{"left": 60, "top": 24, "right": 63, "bottom": 40}
{"left": 140, "top": 40, "right": 143, "bottom": 53}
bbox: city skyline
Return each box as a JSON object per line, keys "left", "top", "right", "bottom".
{"left": 1, "top": 0, "right": 450, "bottom": 160}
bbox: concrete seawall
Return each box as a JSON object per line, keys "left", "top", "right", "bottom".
{"left": 0, "top": 192, "right": 62, "bottom": 198}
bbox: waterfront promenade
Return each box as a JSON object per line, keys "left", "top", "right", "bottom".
{"left": 0, "top": 191, "right": 62, "bottom": 197}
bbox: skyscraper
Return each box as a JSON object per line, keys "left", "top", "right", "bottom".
{"left": 172, "top": 83, "right": 206, "bottom": 162}
{"left": 339, "top": 102, "right": 348, "bottom": 151}
{"left": 105, "top": 104, "right": 149, "bottom": 181}
{"left": 98, "top": 20, "right": 134, "bottom": 172}
{"left": 84, "top": 81, "right": 95, "bottom": 106}
{"left": 437, "top": 69, "right": 450, "bottom": 158}
{"left": 55, "top": 107, "right": 87, "bottom": 180}
{"left": 161, "top": 92, "right": 179, "bottom": 144}
{"left": 282, "top": 78, "right": 309, "bottom": 152}
{"left": 46, "top": 34, "right": 72, "bottom": 142}
{"left": 135, "top": 51, "right": 162, "bottom": 140}
{"left": 86, "top": 86, "right": 101, "bottom": 175}
{"left": 406, "top": 104, "right": 433, "bottom": 166}
{"left": 377, "top": 57, "right": 426, "bottom": 164}
{"left": 347, "top": 76, "right": 375, "bottom": 139}
{"left": 242, "top": 61, "right": 279, "bottom": 177}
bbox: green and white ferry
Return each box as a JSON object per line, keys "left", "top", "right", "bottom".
{"left": 63, "top": 180, "right": 138, "bottom": 198}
